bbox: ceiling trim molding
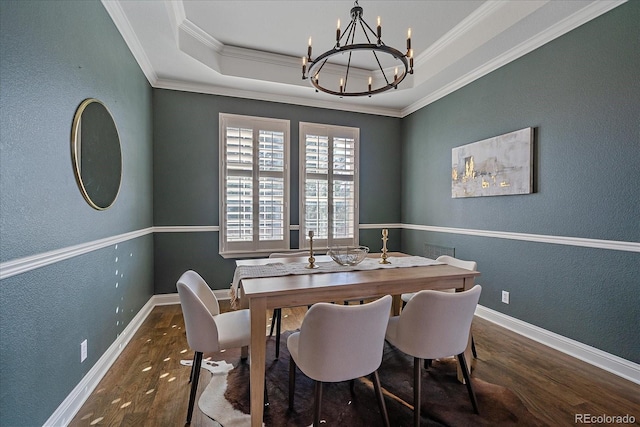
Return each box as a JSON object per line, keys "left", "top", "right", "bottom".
{"left": 105, "top": 0, "right": 627, "bottom": 118}
{"left": 153, "top": 78, "right": 404, "bottom": 117}
{"left": 179, "top": 16, "right": 224, "bottom": 52}
{"left": 101, "top": 0, "right": 157, "bottom": 85}
{"left": 415, "top": 0, "right": 505, "bottom": 68}
{"left": 402, "top": 0, "right": 627, "bottom": 117}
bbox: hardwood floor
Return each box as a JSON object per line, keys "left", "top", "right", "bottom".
{"left": 69, "top": 302, "right": 639, "bottom": 426}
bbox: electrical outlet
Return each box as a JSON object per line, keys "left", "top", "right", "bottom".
{"left": 501, "top": 290, "right": 510, "bottom": 304}
{"left": 81, "top": 339, "right": 88, "bottom": 363}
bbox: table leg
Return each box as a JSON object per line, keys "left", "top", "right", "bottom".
{"left": 457, "top": 331, "right": 474, "bottom": 383}
{"left": 391, "top": 294, "right": 402, "bottom": 316}
{"left": 250, "top": 297, "right": 267, "bottom": 427}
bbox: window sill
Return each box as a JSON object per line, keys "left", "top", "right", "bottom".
{"left": 220, "top": 248, "right": 326, "bottom": 259}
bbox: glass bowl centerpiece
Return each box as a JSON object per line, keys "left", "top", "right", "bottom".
{"left": 327, "top": 246, "right": 370, "bottom": 266}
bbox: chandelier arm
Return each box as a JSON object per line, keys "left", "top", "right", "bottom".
{"left": 344, "top": 51, "right": 353, "bottom": 92}
{"left": 347, "top": 18, "right": 357, "bottom": 45}
{"left": 338, "top": 20, "right": 356, "bottom": 48}
{"left": 315, "top": 57, "right": 329, "bottom": 76}
{"left": 357, "top": 19, "right": 390, "bottom": 85}
{"left": 359, "top": 19, "right": 381, "bottom": 43}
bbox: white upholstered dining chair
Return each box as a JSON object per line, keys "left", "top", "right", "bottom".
{"left": 287, "top": 295, "right": 393, "bottom": 427}
{"left": 401, "top": 255, "right": 480, "bottom": 358}
{"left": 268, "top": 251, "right": 310, "bottom": 358}
{"left": 177, "top": 270, "right": 251, "bottom": 424}
{"left": 385, "top": 285, "right": 482, "bottom": 426}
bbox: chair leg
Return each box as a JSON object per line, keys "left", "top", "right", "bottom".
{"left": 313, "top": 381, "right": 323, "bottom": 427}
{"left": 288, "top": 356, "right": 296, "bottom": 410}
{"left": 269, "top": 308, "right": 280, "bottom": 337}
{"left": 471, "top": 335, "right": 478, "bottom": 358}
{"left": 275, "top": 308, "right": 282, "bottom": 358}
{"left": 372, "top": 370, "right": 390, "bottom": 427}
{"left": 413, "top": 357, "right": 421, "bottom": 427}
{"left": 186, "top": 351, "right": 203, "bottom": 424}
{"left": 424, "top": 359, "right": 432, "bottom": 370}
{"left": 457, "top": 353, "right": 479, "bottom": 414}
{"left": 189, "top": 352, "right": 197, "bottom": 383}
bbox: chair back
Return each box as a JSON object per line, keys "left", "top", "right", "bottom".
{"left": 177, "top": 270, "right": 221, "bottom": 353}
{"left": 436, "top": 255, "right": 477, "bottom": 272}
{"left": 397, "top": 285, "right": 481, "bottom": 359}
{"left": 297, "top": 295, "right": 392, "bottom": 383}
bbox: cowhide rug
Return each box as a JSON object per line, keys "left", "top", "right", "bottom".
{"left": 195, "top": 331, "right": 546, "bottom": 426}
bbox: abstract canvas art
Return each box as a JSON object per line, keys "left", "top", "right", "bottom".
{"left": 452, "top": 127, "right": 533, "bottom": 198}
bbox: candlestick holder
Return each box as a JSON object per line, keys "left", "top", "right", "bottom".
{"left": 380, "top": 228, "right": 391, "bottom": 264}
{"left": 306, "top": 231, "right": 318, "bottom": 269}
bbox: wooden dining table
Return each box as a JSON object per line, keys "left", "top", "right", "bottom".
{"left": 235, "top": 252, "right": 480, "bottom": 427}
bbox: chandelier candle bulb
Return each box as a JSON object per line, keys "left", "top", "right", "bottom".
{"left": 307, "top": 37, "right": 312, "bottom": 59}
{"left": 377, "top": 16, "right": 381, "bottom": 41}
{"left": 407, "top": 28, "right": 412, "bottom": 50}
{"left": 336, "top": 19, "right": 341, "bottom": 46}
{"left": 302, "top": 57, "right": 306, "bottom": 77}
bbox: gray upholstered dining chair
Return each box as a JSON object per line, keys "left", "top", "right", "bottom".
{"left": 268, "top": 251, "right": 310, "bottom": 358}
{"left": 401, "top": 255, "right": 480, "bottom": 358}
{"left": 177, "top": 270, "right": 251, "bottom": 424}
{"left": 385, "top": 285, "right": 482, "bottom": 426}
{"left": 287, "top": 295, "right": 393, "bottom": 427}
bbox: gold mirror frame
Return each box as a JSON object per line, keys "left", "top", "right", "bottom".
{"left": 71, "top": 98, "right": 122, "bottom": 210}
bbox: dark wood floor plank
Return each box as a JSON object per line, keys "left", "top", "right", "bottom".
{"left": 69, "top": 304, "right": 640, "bottom": 427}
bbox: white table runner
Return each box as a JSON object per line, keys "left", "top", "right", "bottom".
{"left": 229, "top": 256, "right": 442, "bottom": 308}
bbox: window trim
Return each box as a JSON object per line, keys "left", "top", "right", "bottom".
{"left": 219, "top": 113, "right": 290, "bottom": 256}
{"left": 299, "top": 122, "right": 360, "bottom": 250}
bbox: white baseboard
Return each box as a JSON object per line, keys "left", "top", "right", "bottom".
{"left": 475, "top": 305, "right": 640, "bottom": 385}
{"left": 44, "top": 295, "right": 163, "bottom": 427}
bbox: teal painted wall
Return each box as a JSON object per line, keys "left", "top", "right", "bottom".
{"left": 1, "top": 0, "right": 638, "bottom": 424}
{"left": 0, "top": 1, "right": 154, "bottom": 425}
{"left": 152, "top": 89, "right": 403, "bottom": 294}
{"left": 400, "top": 2, "right": 639, "bottom": 362}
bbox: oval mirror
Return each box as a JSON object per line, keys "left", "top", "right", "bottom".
{"left": 71, "top": 98, "right": 122, "bottom": 210}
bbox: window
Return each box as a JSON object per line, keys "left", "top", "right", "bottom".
{"left": 220, "top": 114, "right": 289, "bottom": 254}
{"left": 300, "top": 122, "right": 359, "bottom": 249}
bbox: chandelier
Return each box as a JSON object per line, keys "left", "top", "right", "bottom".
{"left": 302, "top": 0, "right": 413, "bottom": 97}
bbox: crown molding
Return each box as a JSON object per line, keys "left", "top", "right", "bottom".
{"left": 101, "top": 0, "right": 157, "bottom": 85}
{"left": 153, "top": 78, "right": 404, "bottom": 117}
{"left": 402, "top": 0, "right": 628, "bottom": 116}
{"left": 105, "top": 0, "right": 626, "bottom": 118}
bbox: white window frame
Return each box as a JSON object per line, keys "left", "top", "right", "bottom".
{"left": 219, "top": 113, "right": 290, "bottom": 256}
{"left": 299, "top": 122, "right": 359, "bottom": 250}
